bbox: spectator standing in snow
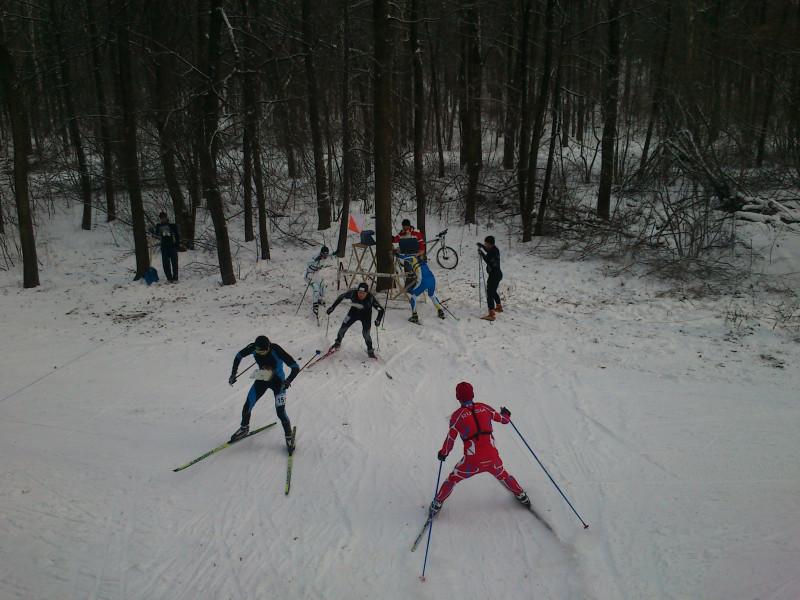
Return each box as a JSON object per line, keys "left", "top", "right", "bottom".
{"left": 392, "top": 218, "right": 425, "bottom": 256}
{"left": 326, "top": 282, "right": 384, "bottom": 358}
{"left": 394, "top": 250, "right": 445, "bottom": 324}
{"left": 429, "top": 382, "right": 531, "bottom": 517}
{"left": 228, "top": 335, "right": 299, "bottom": 453}
{"left": 149, "top": 211, "right": 180, "bottom": 283}
{"left": 305, "top": 245, "right": 330, "bottom": 316}
{"left": 477, "top": 236, "right": 503, "bottom": 321}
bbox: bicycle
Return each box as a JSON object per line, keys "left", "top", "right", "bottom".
{"left": 425, "top": 229, "right": 459, "bottom": 269}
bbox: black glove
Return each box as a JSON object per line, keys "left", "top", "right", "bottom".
{"left": 500, "top": 406, "right": 510, "bottom": 418}
{"left": 326, "top": 306, "right": 334, "bottom": 315}
{"left": 374, "top": 318, "right": 381, "bottom": 326}
{"left": 476, "top": 242, "right": 482, "bottom": 247}
{"left": 282, "top": 381, "right": 291, "bottom": 391}
{"left": 437, "top": 451, "right": 447, "bottom": 461}
{"left": 229, "top": 374, "right": 237, "bottom": 386}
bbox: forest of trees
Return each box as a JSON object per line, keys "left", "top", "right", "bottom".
{"left": 1, "top": 0, "right": 798, "bottom": 288}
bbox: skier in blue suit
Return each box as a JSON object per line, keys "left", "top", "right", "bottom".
{"left": 228, "top": 335, "right": 299, "bottom": 453}
{"left": 394, "top": 251, "right": 445, "bottom": 324}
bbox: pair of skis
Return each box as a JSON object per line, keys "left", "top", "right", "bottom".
{"left": 173, "top": 423, "right": 297, "bottom": 496}
{"left": 410, "top": 503, "right": 553, "bottom": 552}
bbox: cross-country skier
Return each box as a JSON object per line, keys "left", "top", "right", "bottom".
{"left": 477, "top": 236, "right": 503, "bottom": 321}
{"left": 429, "top": 382, "right": 531, "bottom": 517}
{"left": 394, "top": 250, "right": 445, "bottom": 324}
{"left": 228, "top": 335, "right": 299, "bottom": 453}
{"left": 305, "top": 245, "right": 330, "bottom": 316}
{"left": 325, "top": 282, "right": 385, "bottom": 358}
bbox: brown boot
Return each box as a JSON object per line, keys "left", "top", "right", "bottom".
{"left": 480, "top": 310, "right": 496, "bottom": 321}
{"left": 495, "top": 304, "right": 503, "bottom": 313}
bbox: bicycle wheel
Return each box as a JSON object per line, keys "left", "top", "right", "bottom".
{"left": 436, "top": 245, "right": 459, "bottom": 269}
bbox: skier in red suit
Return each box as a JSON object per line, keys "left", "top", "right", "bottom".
{"left": 430, "top": 382, "right": 531, "bottom": 516}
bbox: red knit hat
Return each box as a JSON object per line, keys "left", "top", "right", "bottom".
{"left": 455, "top": 382, "right": 474, "bottom": 403}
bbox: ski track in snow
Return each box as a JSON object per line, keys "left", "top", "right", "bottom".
{"left": 1, "top": 212, "right": 799, "bottom": 599}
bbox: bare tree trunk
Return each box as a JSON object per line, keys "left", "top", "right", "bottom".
{"left": 87, "top": 7, "right": 115, "bottom": 222}
{"left": 517, "top": 0, "right": 534, "bottom": 224}
{"left": 462, "top": 0, "right": 482, "bottom": 225}
{"left": 639, "top": 5, "right": 671, "bottom": 173}
{"left": 154, "top": 59, "right": 191, "bottom": 248}
{"left": 113, "top": 16, "right": 150, "bottom": 281}
{"left": 50, "top": 0, "right": 93, "bottom": 230}
{"left": 522, "top": 0, "right": 554, "bottom": 242}
{"left": 503, "top": 0, "right": 524, "bottom": 170}
{"left": 535, "top": 12, "right": 566, "bottom": 237}
{"left": 426, "top": 22, "right": 446, "bottom": 178}
{"left": 0, "top": 40, "right": 40, "bottom": 288}
{"left": 410, "top": 0, "right": 427, "bottom": 239}
{"left": 597, "top": 0, "right": 621, "bottom": 221}
{"left": 336, "top": 2, "right": 353, "bottom": 258}
{"left": 253, "top": 135, "right": 270, "bottom": 260}
{"left": 302, "top": 0, "right": 331, "bottom": 230}
{"left": 200, "top": 0, "right": 236, "bottom": 284}
{"left": 373, "top": 0, "right": 393, "bottom": 292}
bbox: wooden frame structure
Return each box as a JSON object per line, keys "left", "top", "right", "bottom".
{"left": 338, "top": 243, "right": 410, "bottom": 301}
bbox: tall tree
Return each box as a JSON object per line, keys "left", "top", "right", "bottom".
{"left": 301, "top": 0, "right": 331, "bottom": 231}
{"left": 113, "top": 7, "right": 150, "bottom": 280}
{"left": 0, "top": 39, "right": 40, "bottom": 288}
{"left": 410, "top": 0, "right": 427, "bottom": 240}
{"left": 597, "top": 0, "right": 621, "bottom": 220}
{"left": 373, "top": 0, "right": 393, "bottom": 291}
{"left": 50, "top": 0, "right": 93, "bottom": 230}
{"left": 199, "top": 0, "right": 236, "bottom": 284}
{"left": 462, "top": 0, "right": 482, "bottom": 225}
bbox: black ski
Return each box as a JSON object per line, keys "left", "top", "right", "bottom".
{"left": 285, "top": 426, "right": 296, "bottom": 495}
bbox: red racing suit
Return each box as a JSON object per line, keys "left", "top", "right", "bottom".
{"left": 435, "top": 401, "right": 523, "bottom": 502}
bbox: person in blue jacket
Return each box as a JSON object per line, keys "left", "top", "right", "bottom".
{"left": 394, "top": 250, "right": 445, "bottom": 324}
{"left": 228, "top": 335, "right": 299, "bottom": 453}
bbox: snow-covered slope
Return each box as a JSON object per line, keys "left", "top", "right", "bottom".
{"left": 1, "top": 209, "right": 798, "bottom": 600}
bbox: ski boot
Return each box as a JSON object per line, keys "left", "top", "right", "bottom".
{"left": 367, "top": 348, "right": 376, "bottom": 359}
{"left": 285, "top": 433, "right": 296, "bottom": 456}
{"left": 408, "top": 312, "right": 420, "bottom": 324}
{"left": 437, "top": 308, "right": 445, "bottom": 320}
{"left": 515, "top": 491, "right": 531, "bottom": 508}
{"left": 429, "top": 499, "right": 443, "bottom": 517}
{"left": 230, "top": 425, "right": 249, "bottom": 443}
{"left": 312, "top": 302, "right": 319, "bottom": 315}
{"left": 495, "top": 304, "right": 503, "bottom": 313}
{"left": 480, "top": 310, "right": 496, "bottom": 321}
{"left": 330, "top": 341, "right": 341, "bottom": 352}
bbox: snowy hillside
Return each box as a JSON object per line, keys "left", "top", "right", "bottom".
{"left": 1, "top": 208, "right": 799, "bottom": 600}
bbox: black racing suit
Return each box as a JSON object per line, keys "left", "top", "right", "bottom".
{"left": 328, "top": 289, "right": 385, "bottom": 352}
{"left": 478, "top": 244, "right": 503, "bottom": 311}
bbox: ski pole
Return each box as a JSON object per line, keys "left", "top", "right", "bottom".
{"left": 326, "top": 314, "right": 330, "bottom": 337}
{"left": 440, "top": 302, "right": 460, "bottom": 322}
{"left": 298, "top": 350, "right": 322, "bottom": 373}
{"left": 294, "top": 280, "right": 312, "bottom": 316}
{"left": 239, "top": 362, "right": 257, "bottom": 377}
{"left": 420, "top": 460, "right": 444, "bottom": 581}
{"left": 478, "top": 254, "right": 483, "bottom": 310}
{"left": 509, "top": 420, "right": 589, "bottom": 529}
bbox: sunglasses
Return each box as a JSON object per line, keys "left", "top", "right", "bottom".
{"left": 255, "top": 347, "right": 270, "bottom": 355}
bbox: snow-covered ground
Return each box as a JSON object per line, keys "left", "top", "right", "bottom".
{"left": 1, "top": 207, "right": 798, "bottom": 600}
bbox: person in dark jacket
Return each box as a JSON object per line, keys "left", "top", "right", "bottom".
{"left": 150, "top": 211, "right": 180, "bottom": 283}
{"left": 228, "top": 335, "right": 299, "bottom": 453}
{"left": 477, "top": 236, "right": 503, "bottom": 321}
{"left": 325, "top": 282, "right": 385, "bottom": 358}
